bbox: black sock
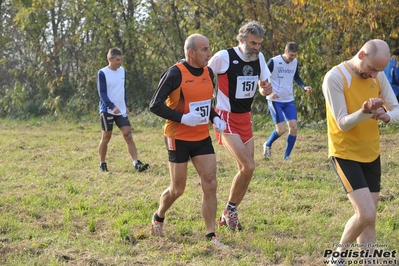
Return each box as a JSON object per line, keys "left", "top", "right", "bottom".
{"left": 206, "top": 232, "right": 216, "bottom": 241}
{"left": 154, "top": 213, "right": 164, "bottom": 223}
{"left": 226, "top": 202, "right": 237, "bottom": 211}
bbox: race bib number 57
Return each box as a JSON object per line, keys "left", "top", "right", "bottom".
{"left": 189, "top": 99, "right": 211, "bottom": 125}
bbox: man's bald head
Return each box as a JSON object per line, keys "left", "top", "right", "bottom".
{"left": 361, "top": 39, "right": 390, "bottom": 71}
{"left": 347, "top": 39, "right": 391, "bottom": 79}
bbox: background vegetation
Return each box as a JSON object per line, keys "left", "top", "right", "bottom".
{"left": 1, "top": 1, "right": 399, "bottom": 265}
{"left": 1, "top": 0, "right": 399, "bottom": 121}
{"left": 0, "top": 115, "right": 398, "bottom": 265}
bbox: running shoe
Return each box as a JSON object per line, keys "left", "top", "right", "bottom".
{"left": 329, "top": 256, "right": 345, "bottom": 266}
{"left": 135, "top": 160, "right": 149, "bottom": 172}
{"left": 218, "top": 208, "right": 242, "bottom": 231}
{"left": 283, "top": 156, "right": 291, "bottom": 161}
{"left": 210, "top": 236, "right": 229, "bottom": 249}
{"left": 263, "top": 144, "right": 272, "bottom": 160}
{"left": 151, "top": 213, "right": 164, "bottom": 237}
{"left": 99, "top": 162, "right": 108, "bottom": 172}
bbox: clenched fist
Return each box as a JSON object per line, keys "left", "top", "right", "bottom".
{"left": 259, "top": 80, "right": 272, "bottom": 96}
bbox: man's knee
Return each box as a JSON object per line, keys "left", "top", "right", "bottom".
{"left": 201, "top": 177, "right": 217, "bottom": 193}
{"left": 101, "top": 132, "right": 112, "bottom": 143}
{"left": 170, "top": 186, "right": 185, "bottom": 198}
{"left": 359, "top": 210, "right": 376, "bottom": 225}
{"left": 276, "top": 128, "right": 286, "bottom": 136}
{"left": 289, "top": 126, "right": 298, "bottom": 135}
{"left": 122, "top": 131, "right": 134, "bottom": 142}
{"left": 241, "top": 161, "right": 255, "bottom": 176}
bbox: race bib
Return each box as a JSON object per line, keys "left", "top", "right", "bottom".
{"left": 235, "top": 76, "right": 258, "bottom": 99}
{"left": 189, "top": 99, "right": 211, "bottom": 125}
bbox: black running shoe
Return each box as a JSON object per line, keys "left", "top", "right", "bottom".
{"left": 134, "top": 160, "right": 149, "bottom": 172}
{"left": 99, "top": 162, "right": 108, "bottom": 172}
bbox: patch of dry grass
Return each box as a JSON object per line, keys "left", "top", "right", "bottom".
{"left": 0, "top": 115, "right": 398, "bottom": 265}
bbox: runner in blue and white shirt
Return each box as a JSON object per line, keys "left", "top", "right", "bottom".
{"left": 263, "top": 42, "right": 312, "bottom": 160}
{"left": 383, "top": 49, "right": 399, "bottom": 102}
{"left": 97, "top": 47, "right": 149, "bottom": 172}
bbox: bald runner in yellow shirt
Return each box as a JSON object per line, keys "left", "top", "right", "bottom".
{"left": 322, "top": 39, "right": 399, "bottom": 264}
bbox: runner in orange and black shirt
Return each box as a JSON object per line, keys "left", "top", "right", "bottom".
{"left": 149, "top": 34, "right": 228, "bottom": 249}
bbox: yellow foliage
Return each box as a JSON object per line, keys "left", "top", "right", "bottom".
{"left": 292, "top": 0, "right": 306, "bottom": 5}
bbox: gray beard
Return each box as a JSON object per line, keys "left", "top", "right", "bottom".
{"left": 244, "top": 53, "right": 259, "bottom": 61}
{"left": 242, "top": 46, "right": 259, "bottom": 61}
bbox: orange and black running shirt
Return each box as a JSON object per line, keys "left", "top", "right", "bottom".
{"left": 149, "top": 61, "right": 218, "bottom": 141}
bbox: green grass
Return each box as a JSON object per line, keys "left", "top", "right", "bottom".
{"left": 0, "top": 114, "right": 398, "bottom": 266}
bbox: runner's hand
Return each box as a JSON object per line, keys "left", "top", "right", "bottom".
{"left": 362, "top": 98, "right": 384, "bottom": 114}
{"left": 213, "top": 117, "right": 226, "bottom": 132}
{"left": 259, "top": 80, "right": 272, "bottom": 96}
{"left": 181, "top": 112, "right": 202, "bottom": 127}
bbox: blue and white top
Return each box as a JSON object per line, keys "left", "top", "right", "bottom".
{"left": 267, "top": 55, "right": 306, "bottom": 102}
{"left": 97, "top": 66, "right": 127, "bottom": 115}
{"left": 383, "top": 57, "right": 399, "bottom": 97}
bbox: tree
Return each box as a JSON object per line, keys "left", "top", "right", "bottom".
{"left": 1, "top": 0, "right": 399, "bottom": 121}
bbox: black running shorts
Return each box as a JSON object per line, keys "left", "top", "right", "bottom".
{"left": 166, "top": 136, "right": 215, "bottom": 163}
{"left": 100, "top": 112, "right": 131, "bottom": 131}
{"left": 330, "top": 156, "right": 381, "bottom": 193}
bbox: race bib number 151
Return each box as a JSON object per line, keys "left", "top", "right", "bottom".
{"left": 235, "top": 76, "right": 258, "bottom": 99}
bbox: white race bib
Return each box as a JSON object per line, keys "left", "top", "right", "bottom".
{"left": 189, "top": 99, "right": 211, "bottom": 125}
{"left": 235, "top": 76, "right": 258, "bottom": 99}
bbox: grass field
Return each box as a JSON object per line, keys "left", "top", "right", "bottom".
{"left": 0, "top": 113, "right": 398, "bottom": 266}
